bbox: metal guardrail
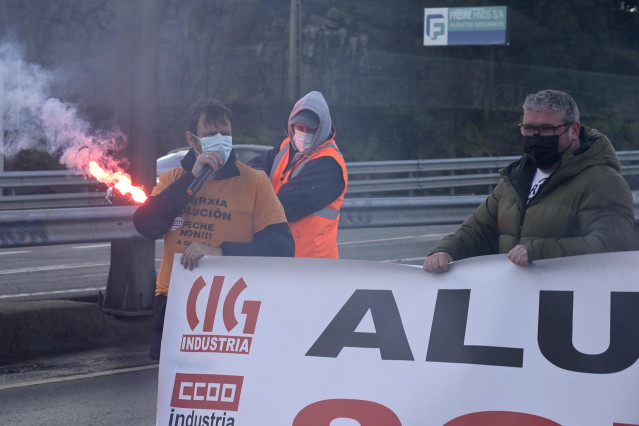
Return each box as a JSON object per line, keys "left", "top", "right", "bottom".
{"left": 339, "top": 196, "right": 486, "bottom": 228}
{"left": 346, "top": 156, "right": 518, "bottom": 175}
{"left": 0, "top": 170, "right": 105, "bottom": 210}
{"left": 1, "top": 152, "right": 639, "bottom": 247}
{"left": 0, "top": 198, "right": 480, "bottom": 247}
{"left": 0, "top": 192, "right": 108, "bottom": 210}
{"left": 347, "top": 173, "right": 502, "bottom": 194}
{"left": 0, "top": 170, "right": 97, "bottom": 187}
{"left": 0, "top": 206, "right": 140, "bottom": 247}
{"left": 2, "top": 151, "right": 639, "bottom": 209}
{"left": 2, "top": 195, "right": 639, "bottom": 248}
{"left": 346, "top": 151, "right": 639, "bottom": 175}
{"left": 347, "top": 163, "right": 639, "bottom": 195}
{"left": 346, "top": 151, "right": 639, "bottom": 195}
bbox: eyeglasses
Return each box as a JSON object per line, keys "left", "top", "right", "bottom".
{"left": 518, "top": 122, "right": 573, "bottom": 137}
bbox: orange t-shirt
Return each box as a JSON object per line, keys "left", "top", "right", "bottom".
{"left": 153, "top": 162, "right": 287, "bottom": 296}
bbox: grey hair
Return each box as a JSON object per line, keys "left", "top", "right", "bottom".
{"left": 523, "top": 89, "right": 580, "bottom": 123}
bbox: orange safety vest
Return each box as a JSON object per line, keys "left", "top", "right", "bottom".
{"left": 269, "top": 138, "right": 348, "bottom": 258}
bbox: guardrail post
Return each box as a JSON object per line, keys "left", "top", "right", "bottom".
{"left": 0, "top": 73, "right": 5, "bottom": 176}
{"left": 449, "top": 169, "right": 455, "bottom": 195}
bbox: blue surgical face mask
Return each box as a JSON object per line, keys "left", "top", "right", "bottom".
{"left": 195, "top": 133, "right": 233, "bottom": 163}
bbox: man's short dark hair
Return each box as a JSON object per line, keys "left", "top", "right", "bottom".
{"left": 185, "top": 98, "right": 233, "bottom": 134}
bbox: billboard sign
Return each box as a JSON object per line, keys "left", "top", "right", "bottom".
{"left": 424, "top": 6, "right": 508, "bottom": 46}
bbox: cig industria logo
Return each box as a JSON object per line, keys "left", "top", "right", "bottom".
{"left": 424, "top": 8, "right": 448, "bottom": 46}
{"left": 181, "top": 275, "right": 261, "bottom": 355}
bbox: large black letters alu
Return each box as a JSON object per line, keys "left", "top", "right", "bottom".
{"left": 426, "top": 289, "right": 524, "bottom": 367}
{"left": 538, "top": 291, "right": 639, "bottom": 374}
{"left": 305, "top": 289, "right": 414, "bottom": 360}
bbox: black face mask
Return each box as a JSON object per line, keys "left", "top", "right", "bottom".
{"left": 523, "top": 134, "right": 561, "bottom": 170}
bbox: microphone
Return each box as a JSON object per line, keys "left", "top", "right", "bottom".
{"left": 187, "top": 165, "right": 213, "bottom": 196}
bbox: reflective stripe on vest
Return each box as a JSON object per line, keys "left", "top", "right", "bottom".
{"left": 269, "top": 143, "right": 290, "bottom": 181}
{"left": 291, "top": 142, "right": 341, "bottom": 178}
{"left": 312, "top": 206, "right": 340, "bottom": 220}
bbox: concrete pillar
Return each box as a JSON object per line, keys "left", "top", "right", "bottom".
{"left": 101, "top": 0, "right": 159, "bottom": 316}
{"left": 0, "top": 73, "right": 4, "bottom": 173}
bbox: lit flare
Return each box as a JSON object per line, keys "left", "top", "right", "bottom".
{"left": 88, "top": 160, "right": 148, "bottom": 203}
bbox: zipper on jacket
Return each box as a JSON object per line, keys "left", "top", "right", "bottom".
{"left": 515, "top": 202, "right": 526, "bottom": 245}
{"left": 503, "top": 171, "right": 528, "bottom": 246}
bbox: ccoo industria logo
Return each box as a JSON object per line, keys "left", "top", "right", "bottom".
{"left": 181, "top": 275, "right": 261, "bottom": 355}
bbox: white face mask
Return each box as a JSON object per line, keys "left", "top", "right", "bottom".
{"left": 292, "top": 131, "right": 314, "bottom": 153}
{"left": 196, "top": 133, "right": 233, "bottom": 163}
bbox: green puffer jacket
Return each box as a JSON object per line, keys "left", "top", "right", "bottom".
{"left": 431, "top": 127, "right": 635, "bottom": 261}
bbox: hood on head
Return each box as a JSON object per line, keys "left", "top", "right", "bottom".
{"left": 288, "top": 91, "right": 332, "bottom": 152}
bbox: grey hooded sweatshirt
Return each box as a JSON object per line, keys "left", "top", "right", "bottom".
{"left": 287, "top": 91, "right": 333, "bottom": 153}
{"left": 247, "top": 91, "right": 346, "bottom": 223}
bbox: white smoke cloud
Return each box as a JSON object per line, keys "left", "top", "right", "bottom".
{"left": 0, "top": 41, "right": 126, "bottom": 173}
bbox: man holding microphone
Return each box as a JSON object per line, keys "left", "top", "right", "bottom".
{"left": 133, "top": 97, "right": 294, "bottom": 360}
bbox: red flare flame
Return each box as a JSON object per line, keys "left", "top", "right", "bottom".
{"left": 88, "top": 160, "right": 148, "bottom": 203}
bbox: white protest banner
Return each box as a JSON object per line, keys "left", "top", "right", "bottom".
{"left": 156, "top": 252, "right": 639, "bottom": 426}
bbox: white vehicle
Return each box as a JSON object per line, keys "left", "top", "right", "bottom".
{"left": 156, "top": 144, "right": 270, "bottom": 176}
